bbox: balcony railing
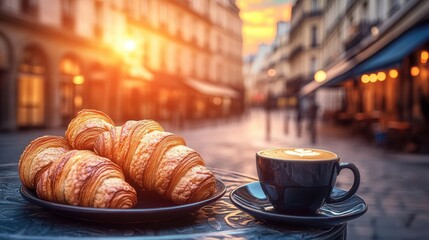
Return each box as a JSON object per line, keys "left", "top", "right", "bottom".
{"left": 343, "top": 21, "right": 378, "bottom": 52}
{"left": 289, "top": 45, "right": 304, "bottom": 59}
{"left": 388, "top": 3, "right": 400, "bottom": 16}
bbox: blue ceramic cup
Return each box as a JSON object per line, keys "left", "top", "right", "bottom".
{"left": 256, "top": 148, "right": 360, "bottom": 214}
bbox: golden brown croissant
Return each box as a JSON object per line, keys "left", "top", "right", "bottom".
{"left": 66, "top": 109, "right": 216, "bottom": 204}
{"left": 36, "top": 150, "right": 137, "bottom": 208}
{"left": 19, "top": 136, "right": 71, "bottom": 189}
{"left": 19, "top": 136, "right": 137, "bottom": 208}
{"left": 65, "top": 109, "right": 114, "bottom": 150}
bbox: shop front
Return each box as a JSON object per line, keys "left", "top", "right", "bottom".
{"left": 184, "top": 78, "right": 240, "bottom": 119}
{"left": 300, "top": 21, "right": 429, "bottom": 152}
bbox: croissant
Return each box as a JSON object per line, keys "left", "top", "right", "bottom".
{"left": 66, "top": 109, "right": 217, "bottom": 204}
{"left": 19, "top": 136, "right": 71, "bottom": 189}
{"left": 65, "top": 109, "right": 114, "bottom": 150}
{"left": 19, "top": 136, "right": 137, "bottom": 208}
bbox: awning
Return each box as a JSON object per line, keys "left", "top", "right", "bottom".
{"left": 185, "top": 78, "right": 240, "bottom": 99}
{"left": 300, "top": 21, "right": 429, "bottom": 96}
{"left": 151, "top": 71, "right": 185, "bottom": 88}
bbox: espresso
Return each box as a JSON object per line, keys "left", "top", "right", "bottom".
{"left": 258, "top": 148, "right": 338, "bottom": 161}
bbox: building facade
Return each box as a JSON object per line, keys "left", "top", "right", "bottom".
{"left": 294, "top": 0, "right": 429, "bottom": 151}
{"left": 0, "top": 0, "right": 243, "bottom": 131}
{"left": 244, "top": 21, "right": 290, "bottom": 109}
{"left": 288, "top": 0, "right": 324, "bottom": 100}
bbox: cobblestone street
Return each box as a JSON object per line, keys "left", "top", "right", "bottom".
{"left": 1, "top": 110, "right": 428, "bottom": 239}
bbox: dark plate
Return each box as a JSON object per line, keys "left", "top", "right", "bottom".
{"left": 20, "top": 178, "right": 226, "bottom": 223}
{"left": 230, "top": 182, "right": 367, "bottom": 227}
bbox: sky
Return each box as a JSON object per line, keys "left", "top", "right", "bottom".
{"left": 237, "top": 0, "right": 293, "bottom": 56}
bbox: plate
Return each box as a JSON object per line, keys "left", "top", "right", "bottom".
{"left": 20, "top": 178, "right": 226, "bottom": 223}
{"left": 230, "top": 182, "right": 367, "bottom": 227}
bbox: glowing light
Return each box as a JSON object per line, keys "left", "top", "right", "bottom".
{"left": 377, "top": 72, "right": 386, "bottom": 81}
{"left": 361, "top": 74, "right": 370, "bottom": 83}
{"left": 410, "top": 66, "right": 420, "bottom": 77}
{"left": 314, "top": 70, "right": 327, "bottom": 83}
{"left": 369, "top": 73, "right": 377, "bottom": 82}
{"left": 74, "top": 96, "right": 83, "bottom": 107}
{"left": 213, "top": 97, "right": 222, "bottom": 105}
{"left": 389, "top": 69, "right": 398, "bottom": 79}
{"left": 267, "top": 68, "right": 276, "bottom": 77}
{"left": 124, "top": 39, "right": 137, "bottom": 52}
{"left": 73, "top": 75, "right": 85, "bottom": 85}
{"left": 421, "top": 50, "right": 428, "bottom": 63}
{"left": 371, "top": 26, "right": 379, "bottom": 36}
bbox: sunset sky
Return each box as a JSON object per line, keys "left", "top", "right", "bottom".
{"left": 237, "top": 0, "right": 293, "bottom": 56}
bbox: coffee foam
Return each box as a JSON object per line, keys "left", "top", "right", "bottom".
{"left": 258, "top": 148, "right": 338, "bottom": 161}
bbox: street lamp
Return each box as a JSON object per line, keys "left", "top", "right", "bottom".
{"left": 267, "top": 68, "right": 277, "bottom": 78}
{"left": 314, "top": 70, "right": 327, "bottom": 83}
{"left": 123, "top": 38, "right": 137, "bottom": 53}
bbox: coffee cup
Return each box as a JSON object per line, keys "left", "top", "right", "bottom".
{"left": 256, "top": 148, "right": 360, "bottom": 214}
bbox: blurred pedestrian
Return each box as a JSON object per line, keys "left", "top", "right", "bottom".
{"left": 296, "top": 97, "right": 302, "bottom": 138}
{"left": 419, "top": 90, "right": 429, "bottom": 125}
{"left": 265, "top": 91, "right": 274, "bottom": 141}
{"left": 308, "top": 96, "right": 319, "bottom": 145}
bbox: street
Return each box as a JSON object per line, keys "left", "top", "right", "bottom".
{"left": 1, "top": 110, "right": 428, "bottom": 239}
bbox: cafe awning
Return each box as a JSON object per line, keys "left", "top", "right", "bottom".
{"left": 300, "top": 21, "right": 429, "bottom": 97}
{"left": 185, "top": 78, "right": 240, "bottom": 99}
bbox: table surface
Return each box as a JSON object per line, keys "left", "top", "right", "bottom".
{"left": 0, "top": 163, "right": 347, "bottom": 240}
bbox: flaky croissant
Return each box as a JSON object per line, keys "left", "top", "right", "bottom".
{"left": 66, "top": 109, "right": 216, "bottom": 204}
{"left": 65, "top": 109, "right": 114, "bottom": 150}
{"left": 19, "top": 136, "right": 137, "bottom": 208}
{"left": 19, "top": 136, "right": 71, "bottom": 189}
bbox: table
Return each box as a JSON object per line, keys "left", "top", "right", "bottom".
{"left": 0, "top": 163, "right": 347, "bottom": 239}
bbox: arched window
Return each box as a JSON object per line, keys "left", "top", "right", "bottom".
{"left": 60, "top": 55, "right": 83, "bottom": 125}
{"left": 17, "top": 46, "right": 46, "bottom": 127}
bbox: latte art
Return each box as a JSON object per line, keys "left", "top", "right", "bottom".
{"left": 284, "top": 148, "right": 320, "bottom": 157}
{"left": 258, "top": 148, "right": 338, "bottom": 161}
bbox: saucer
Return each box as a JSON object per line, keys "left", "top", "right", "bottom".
{"left": 229, "top": 182, "right": 367, "bottom": 227}
{"left": 20, "top": 178, "right": 226, "bottom": 223}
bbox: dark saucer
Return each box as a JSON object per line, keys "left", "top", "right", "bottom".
{"left": 229, "top": 182, "right": 367, "bottom": 227}
{"left": 20, "top": 178, "right": 226, "bottom": 223}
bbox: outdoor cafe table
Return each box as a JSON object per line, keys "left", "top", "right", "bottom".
{"left": 0, "top": 163, "right": 347, "bottom": 239}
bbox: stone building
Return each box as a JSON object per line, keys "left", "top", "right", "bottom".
{"left": 288, "top": 0, "right": 325, "bottom": 102}
{"left": 0, "top": 0, "right": 243, "bottom": 131}
{"left": 296, "top": 0, "right": 429, "bottom": 151}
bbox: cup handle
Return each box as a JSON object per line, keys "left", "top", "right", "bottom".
{"left": 326, "top": 162, "right": 360, "bottom": 203}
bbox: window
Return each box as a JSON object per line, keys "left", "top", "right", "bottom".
{"left": 17, "top": 47, "right": 45, "bottom": 127}
{"left": 60, "top": 56, "right": 83, "bottom": 125}
{"left": 310, "top": 57, "right": 317, "bottom": 75}
{"left": 94, "top": 0, "right": 103, "bottom": 38}
{"left": 217, "top": 35, "right": 222, "bottom": 53}
{"left": 159, "top": 3, "right": 168, "bottom": 29}
{"left": 62, "top": 0, "right": 76, "bottom": 29}
{"left": 143, "top": 40, "right": 150, "bottom": 64}
{"left": 160, "top": 44, "right": 166, "bottom": 69}
{"left": 311, "top": 25, "right": 318, "bottom": 47}
{"left": 190, "top": 52, "right": 196, "bottom": 77}
{"left": 21, "top": 0, "right": 38, "bottom": 16}
{"left": 311, "top": 0, "right": 318, "bottom": 11}
{"left": 140, "top": 0, "right": 149, "bottom": 20}
{"left": 177, "top": 13, "right": 183, "bottom": 39}
{"left": 389, "top": 0, "right": 400, "bottom": 15}
{"left": 362, "top": 1, "right": 368, "bottom": 20}
{"left": 176, "top": 48, "right": 181, "bottom": 73}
